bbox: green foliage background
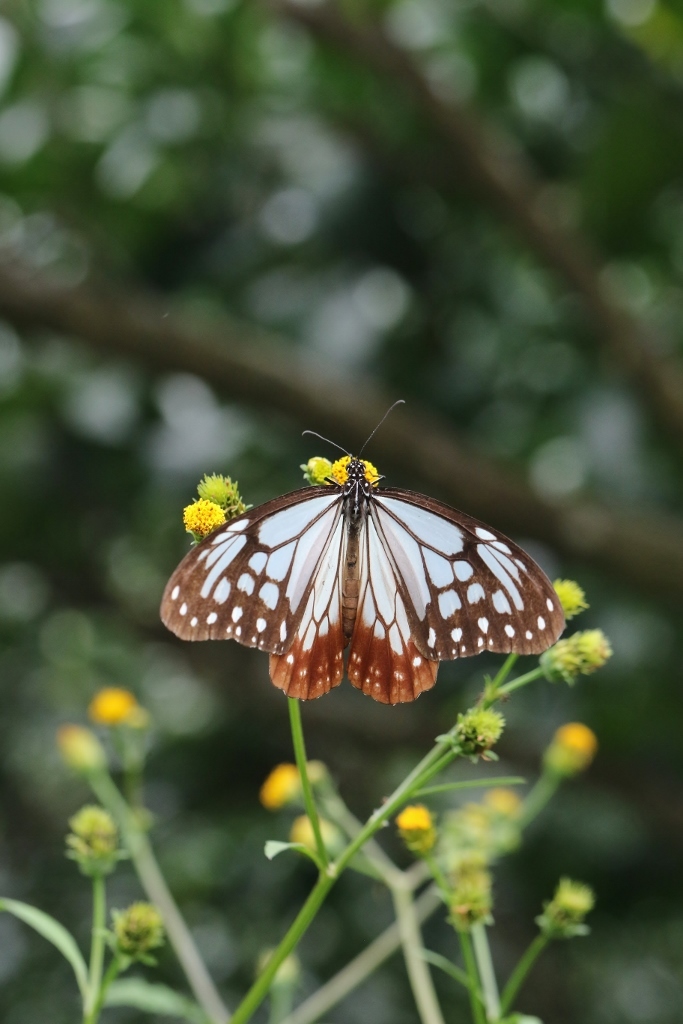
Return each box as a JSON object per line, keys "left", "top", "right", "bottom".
{"left": 0, "top": 0, "right": 682, "bottom": 1020}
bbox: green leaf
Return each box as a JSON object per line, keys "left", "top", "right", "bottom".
{"left": 0, "top": 897, "right": 88, "bottom": 999}
{"left": 264, "top": 840, "right": 320, "bottom": 866}
{"left": 104, "top": 977, "right": 209, "bottom": 1022}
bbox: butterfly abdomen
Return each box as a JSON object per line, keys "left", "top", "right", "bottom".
{"left": 342, "top": 525, "right": 361, "bottom": 641}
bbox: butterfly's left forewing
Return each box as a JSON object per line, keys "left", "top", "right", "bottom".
{"left": 160, "top": 489, "right": 343, "bottom": 670}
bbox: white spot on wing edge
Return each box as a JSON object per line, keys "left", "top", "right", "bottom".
{"left": 256, "top": 617, "right": 267, "bottom": 632}
{"left": 232, "top": 606, "right": 243, "bottom": 622}
{"left": 227, "top": 519, "right": 249, "bottom": 532}
{"left": 207, "top": 612, "right": 217, "bottom": 624}
{"left": 475, "top": 527, "right": 496, "bottom": 540}
{"left": 179, "top": 603, "right": 187, "bottom": 616}
{"left": 451, "top": 627, "right": 462, "bottom": 642}
{"left": 538, "top": 616, "right": 546, "bottom": 629}
{"left": 428, "top": 627, "right": 436, "bottom": 648}
{"left": 478, "top": 617, "right": 489, "bottom": 633}
{"left": 171, "top": 585, "right": 179, "bottom": 600}
{"left": 525, "top": 630, "right": 533, "bottom": 639}
{"left": 546, "top": 598, "right": 554, "bottom": 611}
{"left": 505, "top": 624, "right": 515, "bottom": 637}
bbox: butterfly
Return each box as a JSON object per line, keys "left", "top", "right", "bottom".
{"left": 160, "top": 422, "right": 565, "bottom": 704}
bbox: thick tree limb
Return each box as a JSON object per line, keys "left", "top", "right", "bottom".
{"left": 273, "top": 0, "right": 683, "bottom": 452}
{"left": 2, "top": 263, "right": 683, "bottom": 600}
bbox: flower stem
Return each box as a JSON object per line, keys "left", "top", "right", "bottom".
{"left": 392, "top": 884, "right": 446, "bottom": 1024}
{"left": 230, "top": 872, "right": 333, "bottom": 1024}
{"left": 83, "top": 874, "right": 106, "bottom": 1024}
{"left": 88, "top": 771, "right": 228, "bottom": 1024}
{"left": 499, "top": 933, "right": 549, "bottom": 1014}
{"left": 518, "top": 771, "right": 560, "bottom": 829}
{"left": 288, "top": 699, "right": 327, "bottom": 868}
{"left": 471, "top": 923, "right": 500, "bottom": 1021}
{"left": 90, "top": 956, "right": 122, "bottom": 1021}
{"left": 458, "top": 930, "right": 486, "bottom": 1024}
{"left": 494, "top": 667, "right": 544, "bottom": 702}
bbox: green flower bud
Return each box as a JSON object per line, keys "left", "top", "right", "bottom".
{"left": 196, "top": 474, "right": 250, "bottom": 520}
{"left": 540, "top": 630, "right": 612, "bottom": 685}
{"left": 449, "top": 857, "right": 492, "bottom": 931}
{"left": 112, "top": 902, "right": 165, "bottom": 961}
{"left": 66, "top": 806, "right": 122, "bottom": 876}
{"left": 300, "top": 457, "right": 333, "bottom": 486}
{"left": 57, "top": 725, "right": 107, "bottom": 774}
{"left": 455, "top": 708, "right": 505, "bottom": 757}
{"left": 553, "top": 579, "right": 589, "bottom": 620}
{"left": 536, "top": 877, "right": 594, "bottom": 939}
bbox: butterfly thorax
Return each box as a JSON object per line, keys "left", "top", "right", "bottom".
{"left": 341, "top": 458, "right": 374, "bottom": 640}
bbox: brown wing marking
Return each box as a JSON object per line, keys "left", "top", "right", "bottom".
{"left": 347, "top": 515, "right": 439, "bottom": 704}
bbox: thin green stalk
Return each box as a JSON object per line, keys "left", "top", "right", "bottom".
{"left": 490, "top": 653, "right": 518, "bottom": 690}
{"left": 288, "top": 699, "right": 328, "bottom": 868}
{"left": 392, "top": 885, "right": 446, "bottom": 1024}
{"left": 88, "top": 771, "right": 228, "bottom": 1024}
{"left": 231, "top": 725, "right": 464, "bottom": 1024}
{"left": 471, "top": 923, "right": 500, "bottom": 1021}
{"left": 518, "top": 771, "right": 560, "bottom": 829}
{"left": 421, "top": 949, "right": 473, "bottom": 993}
{"left": 90, "top": 956, "right": 122, "bottom": 1021}
{"left": 230, "top": 873, "right": 333, "bottom": 1024}
{"left": 458, "top": 930, "right": 486, "bottom": 1024}
{"left": 499, "top": 933, "right": 549, "bottom": 1014}
{"left": 83, "top": 874, "right": 106, "bottom": 1024}
{"left": 494, "top": 667, "right": 544, "bottom": 702}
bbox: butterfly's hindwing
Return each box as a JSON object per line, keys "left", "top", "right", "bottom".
{"left": 372, "top": 489, "right": 565, "bottom": 662}
{"left": 347, "top": 513, "right": 439, "bottom": 704}
{"left": 160, "top": 488, "right": 342, "bottom": 656}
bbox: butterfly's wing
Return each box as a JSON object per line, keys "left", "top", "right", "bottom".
{"left": 347, "top": 511, "right": 439, "bottom": 704}
{"left": 161, "top": 488, "right": 346, "bottom": 699}
{"left": 372, "top": 487, "right": 565, "bottom": 663}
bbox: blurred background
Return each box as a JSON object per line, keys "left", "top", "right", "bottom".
{"left": 1, "top": 0, "right": 683, "bottom": 1021}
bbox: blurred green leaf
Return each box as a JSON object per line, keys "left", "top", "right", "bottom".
{"left": 0, "top": 897, "right": 88, "bottom": 999}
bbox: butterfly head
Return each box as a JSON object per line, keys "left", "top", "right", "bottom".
{"left": 329, "top": 455, "right": 381, "bottom": 488}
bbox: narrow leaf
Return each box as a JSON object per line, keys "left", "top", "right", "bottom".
{"left": 420, "top": 948, "right": 475, "bottom": 993}
{"left": 105, "top": 977, "right": 209, "bottom": 1022}
{"left": 264, "top": 840, "right": 320, "bottom": 867}
{"left": 414, "top": 776, "right": 526, "bottom": 797}
{"left": 0, "top": 897, "right": 88, "bottom": 999}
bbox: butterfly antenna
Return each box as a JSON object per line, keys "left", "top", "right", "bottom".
{"left": 358, "top": 399, "right": 405, "bottom": 457}
{"left": 301, "top": 430, "right": 350, "bottom": 456}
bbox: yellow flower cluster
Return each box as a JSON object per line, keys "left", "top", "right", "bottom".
{"left": 289, "top": 814, "right": 340, "bottom": 854}
{"left": 183, "top": 498, "right": 227, "bottom": 540}
{"left": 396, "top": 804, "right": 437, "bottom": 855}
{"left": 553, "top": 579, "right": 589, "bottom": 620}
{"left": 88, "top": 687, "right": 145, "bottom": 727}
{"left": 260, "top": 763, "right": 301, "bottom": 809}
{"left": 538, "top": 877, "right": 595, "bottom": 938}
{"left": 545, "top": 722, "right": 598, "bottom": 776}
{"left": 66, "top": 805, "right": 121, "bottom": 876}
{"left": 112, "top": 902, "right": 165, "bottom": 960}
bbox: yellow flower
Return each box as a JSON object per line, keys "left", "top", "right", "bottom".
{"left": 300, "top": 457, "right": 333, "bottom": 486}
{"left": 553, "top": 579, "right": 589, "bottom": 620}
{"left": 260, "top": 764, "right": 301, "bottom": 809}
{"left": 545, "top": 722, "right": 598, "bottom": 776}
{"left": 540, "top": 629, "right": 612, "bottom": 684}
{"left": 289, "top": 814, "right": 340, "bottom": 853}
{"left": 183, "top": 499, "right": 227, "bottom": 540}
{"left": 396, "top": 804, "right": 437, "bottom": 855}
{"left": 329, "top": 456, "right": 381, "bottom": 487}
{"left": 88, "top": 688, "right": 140, "bottom": 727}
{"left": 57, "top": 725, "right": 107, "bottom": 772}
{"left": 484, "top": 788, "right": 522, "bottom": 818}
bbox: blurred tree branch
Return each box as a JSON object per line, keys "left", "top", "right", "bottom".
{"left": 2, "top": 262, "right": 683, "bottom": 600}
{"left": 272, "top": 0, "right": 683, "bottom": 453}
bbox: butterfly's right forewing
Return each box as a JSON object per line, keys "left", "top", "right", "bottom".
{"left": 160, "top": 488, "right": 342, "bottom": 657}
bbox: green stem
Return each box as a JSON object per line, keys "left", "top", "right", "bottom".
{"left": 420, "top": 949, "right": 474, "bottom": 993}
{"left": 471, "top": 923, "right": 500, "bottom": 1021}
{"left": 288, "top": 699, "right": 328, "bottom": 868}
{"left": 392, "top": 885, "right": 446, "bottom": 1024}
{"left": 83, "top": 874, "right": 106, "bottom": 1024}
{"left": 493, "top": 667, "right": 544, "bottom": 703}
{"left": 231, "top": 725, "right": 464, "bottom": 1024}
{"left": 518, "top": 771, "right": 561, "bottom": 829}
{"left": 230, "top": 872, "right": 333, "bottom": 1024}
{"left": 458, "top": 930, "right": 486, "bottom": 1024}
{"left": 88, "top": 771, "right": 228, "bottom": 1024}
{"left": 491, "top": 653, "right": 518, "bottom": 690}
{"left": 499, "top": 933, "right": 549, "bottom": 1014}
{"left": 90, "top": 956, "right": 122, "bottom": 1021}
